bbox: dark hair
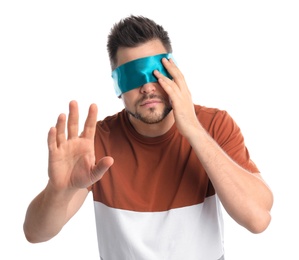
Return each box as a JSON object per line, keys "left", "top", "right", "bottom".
{"left": 107, "top": 15, "right": 172, "bottom": 70}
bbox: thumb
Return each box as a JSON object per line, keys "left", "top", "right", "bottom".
{"left": 90, "top": 156, "right": 114, "bottom": 184}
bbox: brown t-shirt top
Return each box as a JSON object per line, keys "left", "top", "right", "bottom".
{"left": 92, "top": 104, "right": 259, "bottom": 212}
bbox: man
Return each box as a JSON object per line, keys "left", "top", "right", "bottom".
{"left": 23, "top": 15, "right": 273, "bottom": 259}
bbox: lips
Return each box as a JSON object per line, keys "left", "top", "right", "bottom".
{"left": 140, "top": 99, "right": 162, "bottom": 106}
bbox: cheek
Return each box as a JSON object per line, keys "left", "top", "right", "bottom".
{"left": 121, "top": 90, "right": 139, "bottom": 107}
{"left": 155, "top": 83, "right": 168, "bottom": 96}
{"left": 160, "top": 88, "right": 168, "bottom": 97}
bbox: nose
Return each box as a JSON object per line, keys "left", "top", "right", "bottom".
{"left": 140, "top": 82, "right": 157, "bottom": 94}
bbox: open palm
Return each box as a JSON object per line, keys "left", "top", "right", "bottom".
{"left": 47, "top": 101, "right": 113, "bottom": 191}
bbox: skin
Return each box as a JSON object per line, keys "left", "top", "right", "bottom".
{"left": 23, "top": 39, "right": 273, "bottom": 243}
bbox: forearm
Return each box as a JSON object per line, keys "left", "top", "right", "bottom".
{"left": 186, "top": 122, "right": 273, "bottom": 233}
{"left": 23, "top": 181, "right": 87, "bottom": 243}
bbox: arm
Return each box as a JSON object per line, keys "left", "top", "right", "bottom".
{"left": 183, "top": 121, "right": 273, "bottom": 233}
{"left": 154, "top": 58, "right": 273, "bottom": 233}
{"left": 23, "top": 101, "right": 114, "bottom": 243}
{"left": 23, "top": 184, "right": 89, "bottom": 243}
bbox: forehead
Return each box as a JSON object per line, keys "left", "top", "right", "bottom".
{"left": 116, "top": 39, "right": 167, "bottom": 67}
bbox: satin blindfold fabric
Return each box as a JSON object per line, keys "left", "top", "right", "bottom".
{"left": 112, "top": 53, "right": 174, "bottom": 96}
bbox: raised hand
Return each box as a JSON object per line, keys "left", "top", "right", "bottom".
{"left": 47, "top": 100, "right": 114, "bottom": 192}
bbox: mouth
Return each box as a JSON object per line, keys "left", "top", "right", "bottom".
{"left": 140, "top": 99, "right": 162, "bottom": 107}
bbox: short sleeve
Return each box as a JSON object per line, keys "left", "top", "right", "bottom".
{"left": 208, "top": 110, "right": 259, "bottom": 173}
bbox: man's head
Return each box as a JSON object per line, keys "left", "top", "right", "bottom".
{"left": 107, "top": 15, "right": 172, "bottom": 71}
{"left": 107, "top": 16, "right": 174, "bottom": 128}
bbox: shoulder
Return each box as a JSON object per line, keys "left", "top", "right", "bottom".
{"left": 194, "top": 104, "right": 233, "bottom": 128}
{"left": 96, "top": 109, "right": 126, "bottom": 131}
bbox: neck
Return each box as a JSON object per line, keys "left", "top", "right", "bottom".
{"left": 128, "top": 111, "right": 175, "bottom": 137}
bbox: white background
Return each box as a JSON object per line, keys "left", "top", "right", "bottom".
{"left": 1, "top": 0, "right": 298, "bottom": 259}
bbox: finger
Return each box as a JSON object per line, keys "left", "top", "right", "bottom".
{"left": 161, "top": 58, "right": 185, "bottom": 86}
{"left": 154, "top": 68, "right": 173, "bottom": 83}
{"left": 67, "top": 100, "right": 79, "bottom": 139}
{"left": 153, "top": 69, "right": 179, "bottom": 96}
{"left": 55, "top": 113, "right": 67, "bottom": 146}
{"left": 154, "top": 58, "right": 180, "bottom": 88}
{"left": 90, "top": 156, "right": 114, "bottom": 183}
{"left": 81, "top": 103, "right": 98, "bottom": 140}
{"left": 47, "top": 127, "right": 57, "bottom": 152}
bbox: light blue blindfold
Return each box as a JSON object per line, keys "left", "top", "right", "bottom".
{"left": 111, "top": 53, "right": 174, "bottom": 96}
